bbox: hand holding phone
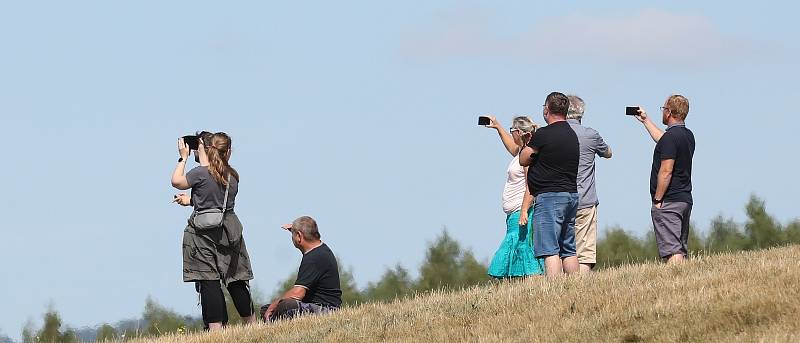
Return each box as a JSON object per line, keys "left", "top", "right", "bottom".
{"left": 182, "top": 135, "right": 200, "bottom": 150}
{"left": 625, "top": 107, "right": 640, "bottom": 116}
{"left": 172, "top": 193, "right": 191, "bottom": 206}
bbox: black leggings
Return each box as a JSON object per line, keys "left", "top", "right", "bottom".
{"left": 196, "top": 280, "right": 254, "bottom": 327}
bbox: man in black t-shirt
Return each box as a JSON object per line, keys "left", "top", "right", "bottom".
{"left": 519, "top": 92, "right": 581, "bottom": 276}
{"left": 261, "top": 216, "right": 342, "bottom": 322}
{"left": 633, "top": 95, "right": 695, "bottom": 264}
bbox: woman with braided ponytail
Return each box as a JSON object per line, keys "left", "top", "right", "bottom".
{"left": 171, "top": 132, "right": 256, "bottom": 330}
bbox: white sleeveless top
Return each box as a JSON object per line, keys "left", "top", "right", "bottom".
{"left": 502, "top": 154, "right": 526, "bottom": 214}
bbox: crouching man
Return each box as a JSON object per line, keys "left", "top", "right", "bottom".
{"left": 261, "top": 216, "right": 342, "bottom": 321}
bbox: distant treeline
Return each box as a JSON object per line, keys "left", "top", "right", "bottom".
{"left": 17, "top": 194, "right": 799, "bottom": 343}
{"left": 596, "top": 195, "right": 800, "bottom": 268}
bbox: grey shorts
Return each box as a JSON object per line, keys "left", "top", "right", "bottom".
{"left": 651, "top": 202, "right": 693, "bottom": 259}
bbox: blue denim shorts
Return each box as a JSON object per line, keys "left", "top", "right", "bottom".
{"left": 532, "top": 192, "right": 579, "bottom": 258}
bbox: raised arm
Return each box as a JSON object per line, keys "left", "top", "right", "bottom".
{"left": 483, "top": 115, "right": 520, "bottom": 156}
{"left": 171, "top": 138, "right": 191, "bottom": 190}
{"left": 635, "top": 107, "right": 664, "bottom": 143}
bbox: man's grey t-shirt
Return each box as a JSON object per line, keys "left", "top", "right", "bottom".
{"left": 567, "top": 119, "right": 609, "bottom": 209}
{"left": 186, "top": 166, "right": 238, "bottom": 211}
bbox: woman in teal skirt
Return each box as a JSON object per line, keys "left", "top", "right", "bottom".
{"left": 482, "top": 115, "right": 543, "bottom": 278}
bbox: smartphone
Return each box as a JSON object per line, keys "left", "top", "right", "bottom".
{"left": 478, "top": 116, "right": 491, "bottom": 126}
{"left": 182, "top": 135, "right": 200, "bottom": 150}
{"left": 625, "top": 107, "right": 640, "bottom": 116}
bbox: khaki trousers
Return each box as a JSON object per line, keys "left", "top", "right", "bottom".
{"left": 575, "top": 205, "right": 598, "bottom": 264}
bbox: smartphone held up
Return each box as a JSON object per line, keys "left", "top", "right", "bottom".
{"left": 625, "top": 106, "right": 640, "bottom": 116}
{"left": 182, "top": 135, "right": 200, "bottom": 150}
{"left": 478, "top": 116, "right": 491, "bottom": 126}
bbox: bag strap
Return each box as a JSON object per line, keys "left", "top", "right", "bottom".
{"left": 222, "top": 174, "right": 231, "bottom": 213}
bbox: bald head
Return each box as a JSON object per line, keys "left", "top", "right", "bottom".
{"left": 292, "top": 216, "right": 321, "bottom": 241}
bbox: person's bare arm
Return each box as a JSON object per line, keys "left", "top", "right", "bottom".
{"left": 484, "top": 115, "right": 519, "bottom": 156}
{"left": 643, "top": 120, "right": 664, "bottom": 143}
{"left": 171, "top": 138, "right": 191, "bottom": 190}
{"left": 519, "top": 167, "right": 534, "bottom": 227}
{"left": 635, "top": 107, "right": 664, "bottom": 143}
{"left": 264, "top": 286, "right": 307, "bottom": 320}
{"left": 518, "top": 146, "right": 537, "bottom": 167}
{"left": 171, "top": 167, "right": 190, "bottom": 190}
{"left": 653, "top": 159, "right": 675, "bottom": 208}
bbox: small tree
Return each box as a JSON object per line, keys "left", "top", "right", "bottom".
{"left": 744, "top": 195, "right": 784, "bottom": 249}
{"left": 416, "top": 230, "right": 463, "bottom": 291}
{"left": 416, "top": 229, "right": 489, "bottom": 292}
{"left": 596, "top": 227, "right": 651, "bottom": 268}
{"left": 706, "top": 215, "right": 748, "bottom": 252}
{"left": 365, "top": 265, "right": 414, "bottom": 302}
{"left": 40, "top": 309, "right": 62, "bottom": 342}
{"left": 22, "top": 307, "right": 81, "bottom": 343}
{"left": 95, "top": 324, "right": 118, "bottom": 342}
{"left": 459, "top": 250, "right": 489, "bottom": 287}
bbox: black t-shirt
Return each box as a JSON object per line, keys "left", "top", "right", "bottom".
{"left": 650, "top": 124, "right": 695, "bottom": 204}
{"left": 294, "top": 243, "right": 342, "bottom": 308}
{"left": 526, "top": 121, "right": 580, "bottom": 196}
{"left": 186, "top": 166, "right": 238, "bottom": 211}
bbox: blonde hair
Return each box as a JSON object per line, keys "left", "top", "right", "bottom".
{"left": 666, "top": 94, "right": 690, "bottom": 120}
{"left": 511, "top": 116, "right": 537, "bottom": 134}
{"left": 206, "top": 132, "right": 240, "bottom": 186}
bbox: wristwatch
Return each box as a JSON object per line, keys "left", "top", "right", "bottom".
{"left": 178, "top": 157, "right": 185, "bottom": 163}
{"left": 652, "top": 197, "right": 663, "bottom": 205}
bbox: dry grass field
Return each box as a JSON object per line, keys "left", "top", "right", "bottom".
{"left": 135, "top": 246, "right": 800, "bottom": 343}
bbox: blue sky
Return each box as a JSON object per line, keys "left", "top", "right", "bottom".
{"left": 1, "top": 1, "right": 799, "bottom": 339}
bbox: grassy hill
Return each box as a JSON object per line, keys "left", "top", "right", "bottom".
{"left": 135, "top": 246, "right": 800, "bottom": 342}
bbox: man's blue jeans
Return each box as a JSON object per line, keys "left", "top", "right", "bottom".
{"left": 532, "top": 192, "right": 579, "bottom": 258}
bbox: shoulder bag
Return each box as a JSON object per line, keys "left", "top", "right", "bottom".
{"left": 190, "top": 174, "right": 231, "bottom": 230}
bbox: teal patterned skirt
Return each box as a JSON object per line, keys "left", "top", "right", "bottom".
{"left": 487, "top": 209, "right": 544, "bottom": 278}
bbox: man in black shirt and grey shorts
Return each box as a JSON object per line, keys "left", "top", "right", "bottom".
{"left": 633, "top": 95, "right": 696, "bottom": 264}
{"left": 261, "top": 216, "right": 342, "bottom": 321}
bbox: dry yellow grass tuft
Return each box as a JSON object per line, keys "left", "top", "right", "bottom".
{"left": 134, "top": 246, "right": 800, "bottom": 343}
